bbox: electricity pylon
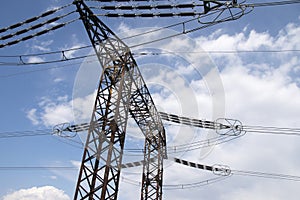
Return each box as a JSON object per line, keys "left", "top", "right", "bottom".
{"left": 72, "top": 0, "right": 250, "bottom": 199}
{"left": 73, "top": 1, "right": 166, "bottom": 199}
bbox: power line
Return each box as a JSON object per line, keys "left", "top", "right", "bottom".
{"left": 159, "top": 112, "right": 300, "bottom": 138}
{"left": 0, "top": 129, "right": 52, "bottom": 139}
{"left": 109, "top": 156, "right": 300, "bottom": 190}
{"left": 91, "top": 3, "right": 203, "bottom": 11}
{"left": 85, "top": 0, "right": 300, "bottom": 6}
{"left": 0, "top": 166, "right": 77, "bottom": 170}
{"left": 0, "top": 3, "right": 78, "bottom": 49}
{"left": 89, "top": 0, "right": 300, "bottom": 17}
{"left": 0, "top": 11, "right": 76, "bottom": 42}
{"left": 171, "top": 157, "right": 300, "bottom": 182}
{"left": 47, "top": 128, "right": 242, "bottom": 153}
{"left": 243, "top": 125, "right": 300, "bottom": 136}
{"left": 122, "top": 175, "right": 232, "bottom": 190}
{"left": 233, "top": 169, "right": 300, "bottom": 181}
{"left": 2, "top": 48, "right": 300, "bottom": 59}
{"left": 0, "top": 59, "right": 86, "bottom": 79}
{"left": 1, "top": 48, "right": 299, "bottom": 59}
{"left": 0, "top": 18, "right": 79, "bottom": 49}
{"left": 0, "top": 126, "right": 79, "bottom": 139}
{"left": 85, "top": 0, "right": 169, "bottom": 2}
{"left": 0, "top": 0, "right": 296, "bottom": 64}
{"left": 91, "top": 0, "right": 214, "bottom": 18}
{"left": 0, "top": 0, "right": 250, "bottom": 50}
{"left": 2, "top": 159, "right": 299, "bottom": 182}
{"left": 0, "top": 14, "right": 221, "bottom": 59}
{"left": 122, "top": 134, "right": 242, "bottom": 155}
{"left": 50, "top": 113, "right": 300, "bottom": 154}
{"left": 0, "top": 120, "right": 235, "bottom": 154}
{"left": 0, "top": 3, "right": 73, "bottom": 34}
{"left": 245, "top": 0, "right": 300, "bottom": 7}
{"left": 0, "top": 52, "right": 93, "bottom": 66}
{"left": 136, "top": 49, "right": 300, "bottom": 55}
{"left": 0, "top": 44, "right": 92, "bottom": 58}
{"left": 31, "top": 121, "right": 240, "bottom": 152}
{"left": 0, "top": 0, "right": 298, "bottom": 50}
{"left": 1, "top": 48, "right": 299, "bottom": 66}
{"left": 51, "top": 119, "right": 243, "bottom": 154}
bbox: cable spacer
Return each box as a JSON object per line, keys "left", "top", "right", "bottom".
{"left": 215, "top": 118, "right": 245, "bottom": 136}
{"left": 52, "top": 122, "right": 76, "bottom": 138}
{"left": 212, "top": 164, "right": 231, "bottom": 176}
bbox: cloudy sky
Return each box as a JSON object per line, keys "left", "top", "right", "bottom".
{"left": 0, "top": 0, "right": 300, "bottom": 199}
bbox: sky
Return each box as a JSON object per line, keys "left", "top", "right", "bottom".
{"left": 0, "top": 0, "right": 300, "bottom": 199}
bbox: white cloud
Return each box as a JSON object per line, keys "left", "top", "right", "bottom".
{"left": 32, "top": 40, "right": 53, "bottom": 52}
{"left": 26, "top": 95, "right": 74, "bottom": 127}
{"left": 26, "top": 91, "right": 96, "bottom": 129}
{"left": 62, "top": 44, "right": 83, "bottom": 59}
{"left": 26, "top": 108, "right": 39, "bottom": 125}
{"left": 47, "top": 161, "right": 80, "bottom": 183}
{"left": 70, "top": 160, "right": 81, "bottom": 169}
{"left": 50, "top": 176, "right": 57, "bottom": 180}
{"left": 196, "top": 22, "right": 300, "bottom": 52}
{"left": 27, "top": 56, "right": 45, "bottom": 63}
{"left": 72, "top": 91, "right": 96, "bottom": 123}
{"left": 41, "top": 103, "right": 73, "bottom": 126}
{"left": 2, "top": 186, "right": 70, "bottom": 200}
{"left": 221, "top": 60, "right": 300, "bottom": 125}
{"left": 54, "top": 78, "right": 64, "bottom": 83}
{"left": 61, "top": 34, "right": 89, "bottom": 59}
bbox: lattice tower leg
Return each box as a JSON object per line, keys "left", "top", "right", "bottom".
{"left": 140, "top": 138, "right": 164, "bottom": 200}
{"left": 74, "top": 63, "right": 133, "bottom": 199}
{"left": 74, "top": 1, "right": 135, "bottom": 199}
{"left": 129, "top": 85, "right": 166, "bottom": 200}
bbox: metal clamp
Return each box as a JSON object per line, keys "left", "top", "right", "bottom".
{"left": 213, "top": 164, "right": 231, "bottom": 176}
{"left": 52, "top": 122, "right": 76, "bottom": 138}
{"left": 215, "top": 118, "right": 245, "bottom": 136}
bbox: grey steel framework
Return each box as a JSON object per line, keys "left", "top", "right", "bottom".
{"left": 73, "top": 0, "right": 166, "bottom": 199}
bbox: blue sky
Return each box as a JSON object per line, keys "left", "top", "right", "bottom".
{"left": 0, "top": 0, "right": 300, "bottom": 199}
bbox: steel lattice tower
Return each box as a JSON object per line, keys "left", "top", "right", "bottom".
{"left": 73, "top": 1, "right": 166, "bottom": 199}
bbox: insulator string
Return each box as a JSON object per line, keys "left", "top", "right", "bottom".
{"left": 0, "top": 18, "right": 79, "bottom": 49}
{"left": 0, "top": 11, "right": 77, "bottom": 41}
{"left": 0, "top": 3, "right": 73, "bottom": 34}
